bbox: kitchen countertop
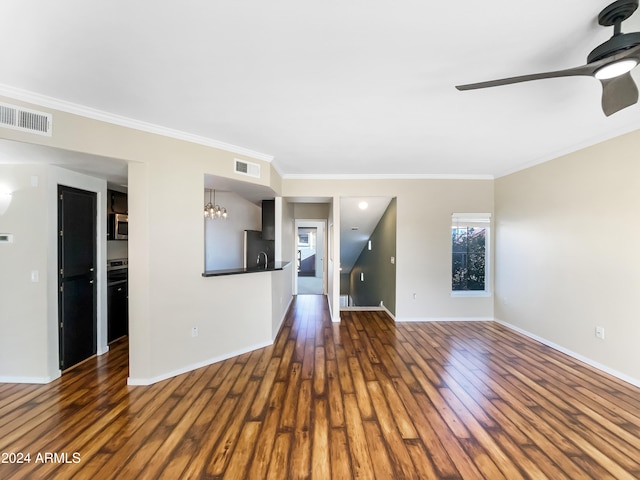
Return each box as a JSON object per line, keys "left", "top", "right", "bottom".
{"left": 202, "top": 261, "right": 291, "bottom": 277}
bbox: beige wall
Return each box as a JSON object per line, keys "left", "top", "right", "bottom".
{"left": 0, "top": 95, "right": 290, "bottom": 385}
{"left": 4, "top": 92, "right": 638, "bottom": 387}
{"left": 495, "top": 129, "right": 640, "bottom": 384}
{"left": 124, "top": 133, "right": 290, "bottom": 384}
{"left": 282, "top": 178, "right": 495, "bottom": 321}
{"left": 293, "top": 202, "right": 330, "bottom": 220}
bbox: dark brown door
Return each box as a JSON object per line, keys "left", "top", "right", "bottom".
{"left": 58, "top": 185, "right": 97, "bottom": 370}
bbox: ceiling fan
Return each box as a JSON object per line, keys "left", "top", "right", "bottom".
{"left": 456, "top": 0, "right": 640, "bottom": 116}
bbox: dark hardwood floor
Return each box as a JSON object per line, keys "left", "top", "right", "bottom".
{"left": 1, "top": 295, "right": 640, "bottom": 479}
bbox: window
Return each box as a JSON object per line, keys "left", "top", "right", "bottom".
{"left": 451, "top": 213, "right": 491, "bottom": 295}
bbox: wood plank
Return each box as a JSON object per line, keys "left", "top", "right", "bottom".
{"left": 343, "top": 394, "right": 376, "bottom": 479}
{"left": 366, "top": 380, "right": 418, "bottom": 479}
{"left": 362, "top": 420, "right": 395, "bottom": 479}
{"left": 311, "top": 398, "right": 330, "bottom": 479}
{"left": 205, "top": 380, "right": 260, "bottom": 477}
{"left": 247, "top": 381, "right": 287, "bottom": 479}
{"left": 289, "top": 379, "right": 312, "bottom": 479}
{"left": 1, "top": 299, "right": 640, "bottom": 479}
{"left": 266, "top": 433, "right": 291, "bottom": 480}
{"left": 222, "top": 421, "right": 261, "bottom": 480}
{"left": 326, "top": 359, "right": 345, "bottom": 428}
{"left": 329, "top": 427, "right": 353, "bottom": 480}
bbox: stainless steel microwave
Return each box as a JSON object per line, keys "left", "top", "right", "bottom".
{"left": 108, "top": 213, "right": 128, "bottom": 240}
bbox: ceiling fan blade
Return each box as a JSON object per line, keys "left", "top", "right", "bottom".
{"left": 456, "top": 45, "right": 640, "bottom": 91}
{"left": 455, "top": 64, "right": 596, "bottom": 91}
{"left": 601, "top": 72, "right": 639, "bottom": 116}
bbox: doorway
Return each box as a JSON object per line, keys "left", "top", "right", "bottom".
{"left": 58, "top": 185, "right": 97, "bottom": 371}
{"left": 296, "top": 221, "right": 325, "bottom": 295}
{"left": 339, "top": 196, "right": 396, "bottom": 314}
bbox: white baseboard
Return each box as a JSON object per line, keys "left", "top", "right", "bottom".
{"left": 97, "top": 345, "right": 110, "bottom": 356}
{"left": 0, "top": 375, "right": 57, "bottom": 384}
{"left": 273, "top": 296, "right": 295, "bottom": 341}
{"left": 395, "top": 316, "right": 493, "bottom": 323}
{"left": 496, "top": 319, "right": 640, "bottom": 389}
{"left": 127, "top": 340, "right": 273, "bottom": 386}
{"left": 341, "top": 306, "right": 384, "bottom": 311}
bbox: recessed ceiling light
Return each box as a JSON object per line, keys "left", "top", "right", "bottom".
{"left": 358, "top": 201, "right": 368, "bottom": 210}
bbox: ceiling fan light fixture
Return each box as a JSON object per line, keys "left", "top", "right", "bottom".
{"left": 594, "top": 58, "right": 638, "bottom": 80}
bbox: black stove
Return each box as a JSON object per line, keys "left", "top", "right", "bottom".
{"left": 107, "top": 258, "right": 128, "bottom": 286}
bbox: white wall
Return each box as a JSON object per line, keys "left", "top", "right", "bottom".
{"left": 0, "top": 163, "right": 107, "bottom": 382}
{"left": 107, "top": 240, "right": 128, "bottom": 260}
{"left": 495, "top": 129, "right": 640, "bottom": 385}
{"left": 204, "top": 190, "right": 261, "bottom": 270}
{"left": 0, "top": 164, "right": 50, "bottom": 382}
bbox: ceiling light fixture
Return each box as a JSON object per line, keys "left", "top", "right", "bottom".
{"left": 358, "top": 201, "right": 368, "bottom": 210}
{"left": 594, "top": 59, "right": 638, "bottom": 79}
{"left": 204, "top": 189, "right": 228, "bottom": 220}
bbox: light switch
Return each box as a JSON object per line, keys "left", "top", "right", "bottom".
{"left": 31, "top": 270, "right": 39, "bottom": 282}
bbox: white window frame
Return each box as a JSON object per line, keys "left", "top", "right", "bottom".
{"left": 451, "top": 213, "right": 491, "bottom": 297}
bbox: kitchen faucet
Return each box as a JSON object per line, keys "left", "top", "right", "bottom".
{"left": 257, "top": 251, "right": 268, "bottom": 269}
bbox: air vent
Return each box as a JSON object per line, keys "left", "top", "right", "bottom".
{"left": 0, "top": 103, "right": 52, "bottom": 136}
{"left": 234, "top": 158, "right": 261, "bottom": 178}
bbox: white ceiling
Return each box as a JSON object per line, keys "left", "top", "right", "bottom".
{"left": 2, "top": 1, "right": 640, "bottom": 180}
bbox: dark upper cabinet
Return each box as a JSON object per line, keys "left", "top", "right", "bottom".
{"left": 262, "top": 199, "right": 275, "bottom": 241}
{"left": 108, "top": 189, "right": 128, "bottom": 214}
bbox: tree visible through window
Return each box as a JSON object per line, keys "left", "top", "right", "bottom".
{"left": 452, "top": 225, "right": 487, "bottom": 291}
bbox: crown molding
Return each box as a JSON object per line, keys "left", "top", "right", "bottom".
{"left": 0, "top": 84, "right": 274, "bottom": 163}
{"left": 282, "top": 173, "right": 495, "bottom": 180}
{"left": 495, "top": 120, "right": 640, "bottom": 179}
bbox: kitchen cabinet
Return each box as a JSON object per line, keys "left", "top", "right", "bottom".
{"left": 108, "top": 189, "right": 128, "bottom": 214}
{"left": 262, "top": 199, "right": 275, "bottom": 241}
{"left": 107, "top": 282, "right": 128, "bottom": 342}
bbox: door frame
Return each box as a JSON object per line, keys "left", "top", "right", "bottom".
{"left": 293, "top": 219, "right": 327, "bottom": 295}
{"left": 48, "top": 170, "right": 109, "bottom": 380}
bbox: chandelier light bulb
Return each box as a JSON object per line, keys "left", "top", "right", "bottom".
{"left": 204, "top": 189, "right": 229, "bottom": 220}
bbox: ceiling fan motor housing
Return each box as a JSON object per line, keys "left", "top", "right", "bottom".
{"left": 588, "top": 0, "right": 640, "bottom": 63}
{"left": 588, "top": 32, "right": 640, "bottom": 62}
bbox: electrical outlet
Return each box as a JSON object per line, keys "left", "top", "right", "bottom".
{"left": 595, "top": 326, "right": 605, "bottom": 340}
{"left": 191, "top": 327, "right": 199, "bottom": 337}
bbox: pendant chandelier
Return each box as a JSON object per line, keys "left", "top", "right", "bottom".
{"left": 204, "top": 189, "right": 228, "bottom": 220}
